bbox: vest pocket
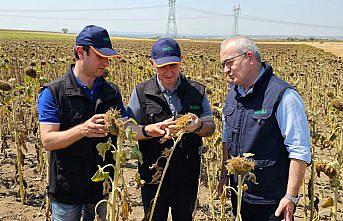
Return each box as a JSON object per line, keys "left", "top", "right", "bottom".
{"left": 245, "top": 108, "right": 274, "bottom": 137}
{"left": 145, "top": 105, "right": 164, "bottom": 123}
{"left": 248, "top": 159, "right": 281, "bottom": 194}
{"left": 223, "top": 106, "right": 235, "bottom": 141}
{"left": 56, "top": 157, "right": 85, "bottom": 197}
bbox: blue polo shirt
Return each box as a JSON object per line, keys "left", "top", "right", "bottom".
{"left": 38, "top": 75, "right": 127, "bottom": 124}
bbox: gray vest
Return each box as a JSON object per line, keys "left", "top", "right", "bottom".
{"left": 136, "top": 75, "right": 204, "bottom": 187}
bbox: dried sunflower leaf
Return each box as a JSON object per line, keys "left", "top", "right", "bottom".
{"left": 91, "top": 166, "right": 109, "bottom": 182}
{"left": 321, "top": 196, "right": 334, "bottom": 208}
{"left": 96, "top": 137, "right": 112, "bottom": 161}
{"left": 130, "top": 144, "right": 143, "bottom": 165}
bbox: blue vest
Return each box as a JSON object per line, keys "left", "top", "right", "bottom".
{"left": 223, "top": 63, "right": 293, "bottom": 204}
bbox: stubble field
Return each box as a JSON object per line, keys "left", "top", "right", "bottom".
{"left": 0, "top": 30, "right": 342, "bottom": 220}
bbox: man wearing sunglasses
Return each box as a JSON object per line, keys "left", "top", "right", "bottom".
{"left": 218, "top": 36, "right": 311, "bottom": 221}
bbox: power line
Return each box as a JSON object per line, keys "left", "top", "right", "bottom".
{"left": 239, "top": 14, "right": 343, "bottom": 30}
{"left": 0, "top": 5, "right": 342, "bottom": 30}
{"left": 0, "top": 5, "right": 167, "bottom": 12}
{"left": 178, "top": 5, "right": 343, "bottom": 30}
{"left": 0, "top": 14, "right": 169, "bottom": 21}
{"left": 177, "top": 5, "right": 231, "bottom": 16}
{"left": 0, "top": 13, "right": 232, "bottom": 21}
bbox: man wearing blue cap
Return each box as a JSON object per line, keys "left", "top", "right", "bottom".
{"left": 127, "top": 38, "right": 216, "bottom": 220}
{"left": 38, "top": 25, "right": 126, "bottom": 221}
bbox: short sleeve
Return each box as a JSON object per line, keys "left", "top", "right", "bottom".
{"left": 37, "top": 88, "right": 60, "bottom": 124}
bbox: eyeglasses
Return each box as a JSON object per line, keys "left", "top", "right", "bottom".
{"left": 221, "top": 52, "right": 247, "bottom": 68}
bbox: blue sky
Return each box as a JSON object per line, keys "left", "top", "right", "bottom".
{"left": 0, "top": 0, "right": 342, "bottom": 37}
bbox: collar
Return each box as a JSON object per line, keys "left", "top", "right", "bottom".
{"left": 156, "top": 75, "right": 181, "bottom": 94}
{"left": 64, "top": 64, "right": 104, "bottom": 96}
{"left": 72, "top": 66, "right": 103, "bottom": 89}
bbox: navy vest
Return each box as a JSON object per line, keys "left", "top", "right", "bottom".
{"left": 223, "top": 63, "right": 293, "bottom": 204}
{"left": 136, "top": 75, "right": 204, "bottom": 188}
{"left": 46, "top": 65, "right": 121, "bottom": 204}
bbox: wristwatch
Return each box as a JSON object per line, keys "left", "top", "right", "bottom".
{"left": 194, "top": 120, "right": 203, "bottom": 134}
{"left": 284, "top": 193, "right": 300, "bottom": 205}
{"left": 142, "top": 126, "right": 152, "bottom": 138}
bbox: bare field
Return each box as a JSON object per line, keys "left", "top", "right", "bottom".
{"left": 257, "top": 41, "right": 343, "bottom": 57}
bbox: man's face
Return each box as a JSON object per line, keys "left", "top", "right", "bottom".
{"left": 152, "top": 61, "right": 181, "bottom": 89}
{"left": 220, "top": 44, "right": 252, "bottom": 88}
{"left": 80, "top": 47, "right": 110, "bottom": 78}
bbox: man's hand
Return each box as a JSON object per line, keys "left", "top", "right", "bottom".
{"left": 275, "top": 197, "right": 295, "bottom": 221}
{"left": 40, "top": 114, "right": 109, "bottom": 151}
{"left": 79, "top": 114, "right": 108, "bottom": 138}
{"left": 144, "top": 117, "right": 176, "bottom": 138}
{"left": 184, "top": 113, "right": 202, "bottom": 132}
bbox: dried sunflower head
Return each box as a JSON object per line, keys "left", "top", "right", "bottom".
{"left": 167, "top": 113, "right": 195, "bottom": 137}
{"left": 326, "top": 92, "right": 334, "bottom": 98}
{"left": 331, "top": 99, "right": 343, "bottom": 111}
{"left": 315, "top": 160, "right": 339, "bottom": 179}
{"left": 174, "top": 113, "right": 193, "bottom": 131}
{"left": 226, "top": 156, "right": 255, "bottom": 176}
{"left": 315, "top": 161, "right": 326, "bottom": 177}
{"left": 0, "top": 81, "right": 11, "bottom": 91}
{"left": 25, "top": 68, "right": 37, "bottom": 78}
{"left": 104, "top": 108, "right": 122, "bottom": 136}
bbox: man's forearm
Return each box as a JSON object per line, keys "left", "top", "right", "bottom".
{"left": 197, "top": 120, "right": 215, "bottom": 137}
{"left": 126, "top": 122, "right": 148, "bottom": 141}
{"left": 286, "top": 158, "right": 307, "bottom": 196}
{"left": 41, "top": 124, "right": 84, "bottom": 151}
{"left": 221, "top": 142, "right": 229, "bottom": 175}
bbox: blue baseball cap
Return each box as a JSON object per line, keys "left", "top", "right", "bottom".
{"left": 151, "top": 38, "right": 181, "bottom": 67}
{"left": 76, "top": 25, "right": 120, "bottom": 58}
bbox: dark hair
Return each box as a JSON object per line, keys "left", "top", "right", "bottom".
{"left": 73, "top": 45, "right": 90, "bottom": 60}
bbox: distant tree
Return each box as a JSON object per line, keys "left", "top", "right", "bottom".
{"left": 62, "top": 28, "right": 68, "bottom": 34}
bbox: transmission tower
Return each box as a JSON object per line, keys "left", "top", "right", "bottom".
{"left": 233, "top": 5, "right": 241, "bottom": 36}
{"left": 166, "top": 0, "right": 177, "bottom": 38}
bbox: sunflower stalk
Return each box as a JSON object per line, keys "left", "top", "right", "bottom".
{"left": 236, "top": 174, "right": 243, "bottom": 221}
{"left": 12, "top": 100, "right": 25, "bottom": 204}
{"left": 110, "top": 130, "right": 123, "bottom": 221}
{"left": 92, "top": 108, "right": 140, "bottom": 221}
{"left": 149, "top": 133, "right": 184, "bottom": 221}
{"left": 206, "top": 157, "right": 217, "bottom": 220}
{"left": 225, "top": 154, "right": 255, "bottom": 221}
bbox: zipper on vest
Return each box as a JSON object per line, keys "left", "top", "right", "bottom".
{"left": 237, "top": 110, "right": 246, "bottom": 155}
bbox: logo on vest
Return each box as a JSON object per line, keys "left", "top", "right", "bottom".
{"left": 254, "top": 109, "right": 267, "bottom": 115}
{"left": 189, "top": 105, "right": 201, "bottom": 110}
